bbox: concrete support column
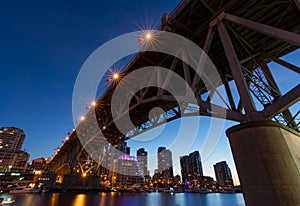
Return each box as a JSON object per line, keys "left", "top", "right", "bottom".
{"left": 226, "top": 121, "right": 300, "bottom": 206}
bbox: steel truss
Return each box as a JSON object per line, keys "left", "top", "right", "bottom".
{"left": 49, "top": 0, "right": 300, "bottom": 175}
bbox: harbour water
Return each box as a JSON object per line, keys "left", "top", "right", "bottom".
{"left": 0, "top": 192, "right": 245, "bottom": 206}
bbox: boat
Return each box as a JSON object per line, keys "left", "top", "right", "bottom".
{"left": 199, "top": 187, "right": 210, "bottom": 194}
{"left": 147, "top": 187, "right": 156, "bottom": 193}
{"left": 9, "top": 186, "right": 41, "bottom": 194}
{"left": 220, "top": 189, "right": 235, "bottom": 194}
{"left": 0, "top": 197, "right": 15, "bottom": 205}
{"left": 41, "top": 188, "right": 50, "bottom": 193}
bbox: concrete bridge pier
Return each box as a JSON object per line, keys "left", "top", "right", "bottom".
{"left": 226, "top": 121, "right": 300, "bottom": 206}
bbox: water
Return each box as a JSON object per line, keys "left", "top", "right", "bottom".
{"left": 0, "top": 192, "right": 245, "bottom": 206}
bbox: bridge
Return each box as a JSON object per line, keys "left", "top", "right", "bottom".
{"left": 48, "top": 0, "right": 300, "bottom": 205}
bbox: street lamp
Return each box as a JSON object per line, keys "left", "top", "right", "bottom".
{"left": 113, "top": 73, "right": 119, "bottom": 81}
{"left": 145, "top": 32, "right": 152, "bottom": 41}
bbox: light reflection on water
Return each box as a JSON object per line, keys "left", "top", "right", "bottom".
{"left": 51, "top": 193, "right": 59, "bottom": 206}
{"left": 73, "top": 194, "right": 86, "bottom": 206}
{"left": 0, "top": 192, "right": 245, "bottom": 206}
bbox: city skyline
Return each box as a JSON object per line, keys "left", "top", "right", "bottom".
{"left": 0, "top": 125, "right": 235, "bottom": 185}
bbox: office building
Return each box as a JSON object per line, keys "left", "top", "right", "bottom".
{"left": 180, "top": 155, "right": 190, "bottom": 182}
{"left": 214, "top": 161, "right": 234, "bottom": 186}
{"left": 136, "top": 148, "right": 148, "bottom": 176}
{"left": 117, "top": 142, "right": 130, "bottom": 155}
{"left": 0, "top": 127, "right": 29, "bottom": 170}
{"left": 157, "top": 147, "right": 174, "bottom": 180}
{"left": 180, "top": 150, "right": 203, "bottom": 182}
{"left": 189, "top": 151, "right": 203, "bottom": 178}
{"left": 115, "top": 154, "right": 144, "bottom": 186}
{"left": 0, "top": 127, "right": 25, "bottom": 150}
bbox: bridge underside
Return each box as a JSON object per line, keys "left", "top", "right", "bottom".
{"left": 93, "top": 0, "right": 300, "bottom": 144}
{"left": 49, "top": 0, "right": 300, "bottom": 194}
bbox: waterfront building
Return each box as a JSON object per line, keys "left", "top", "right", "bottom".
{"left": 31, "top": 157, "right": 46, "bottom": 170}
{"left": 0, "top": 169, "right": 35, "bottom": 187}
{"left": 0, "top": 127, "right": 25, "bottom": 150}
{"left": 36, "top": 171, "right": 57, "bottom": 189}
{"left": 97, "top": 142, "right": 131, "bottom": 181}
{"left": 0, "top": 127, "right": 29, "bottom": 170}
{"left": 144, "top": 174, "right": 151, "bottom": 186}
{"left": 0, "top": 149, "right": 30, "bottom": 170}
{"left": 136, "top": 148, "right": 148, "bottom": 177}
{"left": 115, "top": 155, "right": 144, "bottom": 186}
{"left": 157, "top": 147, "right": 174, "bottom": 180}
{"left": 214, "top": 161, "right": 234, "bottom": 186}
{"left": 199, "top": 176, "right": 215, "bottom": 188}
{"left": 180, "top": 155, "right": 190, "bottom": 182}
{"left": 189, "top": 151, "right": 203, "bottom": 177}
{"left": 180, "top": 151, "right": 203, "bottom": 183}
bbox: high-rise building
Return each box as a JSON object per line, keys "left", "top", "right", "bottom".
{"left": 180, "top": 155, "right": 190, "bottom": 182}
{"left": 157, "top": 147, "right": 174, "bottom": 180}
{"left": 180, "top": 151, "right": 203, "bottom": 182}
{"left": 189, "top": 151, "right": 203, "bottom": 177}
{"left": 0, "top": 127, "right": 25, "bottom": 150}
{"left": 214, "top": 161, "right": 234, "bottom": 186}
{"left": 0, "top": 127, "right": 29, "bottom": 170}
{"left": 117, "top": 142, "right": 130, "bottom": 155}
{"left": 136, "top": 148, "right": 148, "bottom": 176}
{"left": 115, "top": 155, "right": 144, "bottom": 186}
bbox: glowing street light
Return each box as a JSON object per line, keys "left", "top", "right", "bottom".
{"left": 91, "top": 101, "right": 97, "bottom": 107}
{"left": 113, "top": 73, "right": 119, "bottom": 80}
{"left": 82, "top": 173, "right": 87, "bottom": 177}
{"left": 80, "top": 116, "right": 86, "bottom": 121}
{"left": 102, "top": 126, "right": 106, "bottom": 130}
{"left": 145, "top": 31, "right": 152, "bottom": 41}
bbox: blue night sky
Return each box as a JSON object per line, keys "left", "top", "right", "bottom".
{"left": 0, "top": 0, "right": 299, "bottom": 183}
